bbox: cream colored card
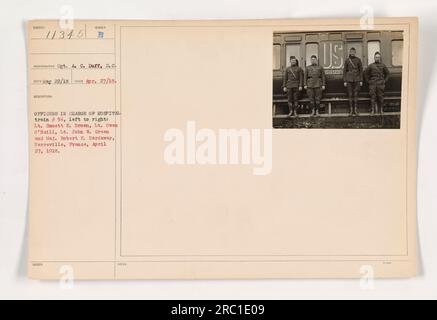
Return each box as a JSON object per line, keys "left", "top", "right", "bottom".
{"left": 27, "top": 18, "right": 418, "bottom": 279}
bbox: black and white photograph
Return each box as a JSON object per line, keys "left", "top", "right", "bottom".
{"left": 272, "top": 30, "right": 404, "bottom": 129}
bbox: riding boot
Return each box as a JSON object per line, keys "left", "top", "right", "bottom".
{"left": 354, "top": 100, "right": 359, "bottom": 116}
{"left": 293, "top": 103, "right": 299, "bottom": 117}
{"left": 370, "top": 101, "right": 377, "bottom": 115}
{"left": 287, "top": 103, "right": 293, "bottom": 117}
{"left": 310, "top": 105, "right": 316, "bottom": 116}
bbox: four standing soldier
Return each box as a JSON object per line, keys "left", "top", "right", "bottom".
{"left": 343, "top": 48, "right": 363, "bottom": 116}
{"left": 282, "top": 51, "right": 390, "bottom": 117}
{"left": 365, "top": 51, "right": 390, "bottom": 114}
{"left": 282, "top": 56, "right": 304, "bottom": 117}
{"left": 304, "top": 55, "right": 326, "bottom": 116}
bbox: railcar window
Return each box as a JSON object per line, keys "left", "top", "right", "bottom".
{"left": 392, "top": 40, "right": 403, "bottom": 66}
{"left": 305, "top": 43, "right": 318, "bottom": 66}
{"left": 286, "top": 44, "right": 301, "bottom": 67}
{"left": 367, "top": 41, "right": 380, "bottom": 65}
{"left": 273, "top": 44, "right": 281, "bottom": 70}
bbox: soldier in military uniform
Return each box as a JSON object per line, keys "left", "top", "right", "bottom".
{"left": 365, "top": 51, "right": 390, "bottom": 115}
{"left": 282, "top": 56, "right": 304, "bottom": 117}
{"left": 304, "top": 55, "right": 326, "bottom": 116}
{"left": 343, "top": 47, "right": 363, "bottom": 116}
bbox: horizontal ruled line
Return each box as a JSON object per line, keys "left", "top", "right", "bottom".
{"left": 30, "top": 52, "right": 115, "bottom": 55}
{"left": 31, "top": 38, "right": 115, "bottom": 40}
{"left": 31, "top": 83, "right": 116, "bottom": 86}
{"left": 30, "top": 260, "right": 411, "bottom": 263}
{"left": 31, "top": 68, "right": 116, "bottom": 70}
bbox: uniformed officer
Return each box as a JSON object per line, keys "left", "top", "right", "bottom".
{"left": 304, "top": 55, "right": 326, "bottom": 116}
{"left": 283, "top": 56, "right": 304, "bottom": 117}
{"left": 365, "top": 51, "right": 390, "bottom": 115}
{"left": 343, "top": 47, "right": 363, "bottom": 116}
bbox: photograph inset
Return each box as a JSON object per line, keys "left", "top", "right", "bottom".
{"left": 272, "top": 30, "right": 403, "bottom": 129}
